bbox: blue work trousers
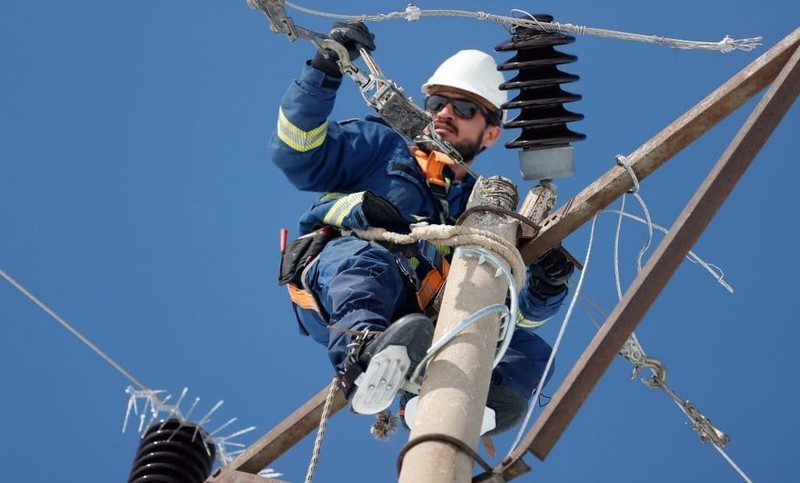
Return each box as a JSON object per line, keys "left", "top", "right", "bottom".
{"left": 293, "top": 236, "right": 553, "bottom": 399}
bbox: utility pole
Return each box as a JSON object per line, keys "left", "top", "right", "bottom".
{"left": 398, "top": 176, "right": 520, "bottom": 483}
{"left": 208, "top": 22, "right": 800, "bottom": 483}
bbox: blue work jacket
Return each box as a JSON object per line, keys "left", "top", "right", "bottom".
{"left": 268, "top": 63, "right": 567, "bottom": 326}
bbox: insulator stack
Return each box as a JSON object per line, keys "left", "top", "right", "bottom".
{"left": 128, "top": 419, "right": 216, "bottom": 483}
{"left": 496, "top": 14, "right": 586, "bottom": 180}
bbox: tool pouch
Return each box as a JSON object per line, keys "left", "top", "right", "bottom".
{"left": 278, "top": 227, "right": 337, "bottom": 286}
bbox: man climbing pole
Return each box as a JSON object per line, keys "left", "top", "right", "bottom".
{"left": 270, "top": 21, "right": 574, "bottom": 435}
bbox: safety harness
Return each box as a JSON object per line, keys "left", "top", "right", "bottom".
{"left": 280, "top": 147, "right": 458, "bottom": 319}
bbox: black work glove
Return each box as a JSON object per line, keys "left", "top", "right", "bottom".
{"left": 310, "top": 21, "right": 376, "bottom": 77}
{"left": 528, "top": 248, "right": 574, "bottom": 297}
{"left": 361, "top": 191, "right": 411, "bottom": 234}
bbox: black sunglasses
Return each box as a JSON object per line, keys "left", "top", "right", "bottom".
{"left": 424, "top": 94, "right": 501, "bottom": 125}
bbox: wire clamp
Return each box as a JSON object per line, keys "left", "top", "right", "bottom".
{"left": 404, "top": 4, "right": 421, "bottom": 21}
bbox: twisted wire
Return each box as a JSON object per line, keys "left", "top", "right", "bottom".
{"left": 284, "top": 2, "right": 762, "bottom": 52}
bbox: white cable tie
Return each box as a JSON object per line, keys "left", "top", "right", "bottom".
{"left": 404, "top": 4, "right": 421, "bottom": 21}
{"left": 718, "top": 35, "right": 736, "bottom": 53}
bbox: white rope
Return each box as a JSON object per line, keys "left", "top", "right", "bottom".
{"left": 284, "top": 1, "right": 762, "bottom": 53}
{"left": 612, "top": 156, "right": 654, "bottom": 363}
{"left": 305, "top": 376, "right": 340, "bottom": 483}
{"left": 614, "top": 154, "right": 655, "bottom": 275}
{"left": 506, "top": 212, "right": 600, "bottom": 457}
{"left": 352, "top": 222, "right": 526, "bottom": 287}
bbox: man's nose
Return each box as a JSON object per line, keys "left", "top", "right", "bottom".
{"left": 435, "top": 101, "right": 457, "bottom": 120}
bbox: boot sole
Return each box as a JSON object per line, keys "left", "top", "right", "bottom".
{"left": 350, "top": 345, "right": 410, "bottom": 415}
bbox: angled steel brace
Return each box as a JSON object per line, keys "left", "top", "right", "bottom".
{"left": 519, "top": 26, "right": 800, "bottom": 264}
{"left": 213, "top": 25, "right": 800, "bottom": 483}
{"left": 484, "top": 26, "right": 800, "bottom": 481}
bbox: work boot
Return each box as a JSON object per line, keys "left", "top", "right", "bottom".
{"left": 348, "top": 313, "right": 434, "bottom": 415}
{"left": 485, "top": 384, "right": 528, "bottom": 436}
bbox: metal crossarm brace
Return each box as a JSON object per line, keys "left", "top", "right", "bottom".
{"left": 488, "top": 27, "right": 800, "bottom": 480}
{"left": 210, "top": 26, "right": 799, "bottom": 483}
{"left": 518, "top": 26, "right": 800, "bottom": 265}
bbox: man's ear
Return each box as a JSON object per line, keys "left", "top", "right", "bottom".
{"left": 481, "top": 125, "right": 502, "bottom": 149}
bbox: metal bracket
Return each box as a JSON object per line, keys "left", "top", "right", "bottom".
{"left": 248, "top": 0, "right": 325, "bottom": 45}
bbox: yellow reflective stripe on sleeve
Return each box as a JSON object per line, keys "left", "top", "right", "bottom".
{"left": 277, "top": 107, "right": 328, "bottom": 152}
{"left": 517, "top": 311, "right": 550, "bottom": 329}
{"left": 322, "top": 191, "right": 365, "bottom": 227}
{"left": 320, "top": 192, "right": 344, "bottom": 202}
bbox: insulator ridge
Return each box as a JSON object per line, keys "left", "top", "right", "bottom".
{"left": 128, "top": 419, "right": 216, "bottom": 483}
{"left": 496, "top": 13, "right": 585, "bottom": 179}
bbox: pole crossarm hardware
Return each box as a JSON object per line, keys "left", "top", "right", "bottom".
{"left": 210, "top": 25, "right": 799, "bottom": 483}
{"left": 481, "top": 26, "right": 800, "bottom": 481}
{"left": 519, "top": 26, "right": 800, "bottom": 265}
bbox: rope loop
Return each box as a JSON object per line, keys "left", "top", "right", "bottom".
{"left": 615, "top": 154, "right": 640, "bottom": 194}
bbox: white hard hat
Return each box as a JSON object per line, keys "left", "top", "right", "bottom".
{"left": 421, "top": 49, "right": 507, "bottom": 121}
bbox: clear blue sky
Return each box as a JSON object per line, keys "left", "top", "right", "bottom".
{"left": 2, "top": 1, "right": 798, "bottom": 482}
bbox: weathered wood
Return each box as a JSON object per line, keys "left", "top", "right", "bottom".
{"left": 519, "top": 26, "right": 800, "bottom": 264}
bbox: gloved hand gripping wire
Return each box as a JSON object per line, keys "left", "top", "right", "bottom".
{"left": 250, "top": 0, "right": 479, "bottom": 179}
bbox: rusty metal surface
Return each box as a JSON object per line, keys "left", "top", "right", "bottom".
{"left": 518, "top": 26, "right": 800, "bottom": 264}
{"left": 517, "top": 39, "right": 800, "bottom": 461}
{"left": 212, "top": 27, "right": 800, "bottom": 483}
{"left": 473, "top": 456, "right": 530, "bottom": 482}
{"left": 207, "top": 468, "right": 289, "bottom": 483}
{"left": 210, "top": 384, "right": 347, "bottom": 479}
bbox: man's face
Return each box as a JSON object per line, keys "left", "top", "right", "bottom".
{"left": 422, "top": 89, "right": 501, "bottom": 163}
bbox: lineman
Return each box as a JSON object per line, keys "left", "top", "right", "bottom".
{"left": 270, "top": 22, "right": 573, "bottom": 434}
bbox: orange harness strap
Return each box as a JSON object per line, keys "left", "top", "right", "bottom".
{"left": 287, "top": 283, "right": 323, "bottom": 314}
{"left": 409, "top": 146, "right": 455, "bottom": 190}
{"left": 416, "top": 257, "right": 450, "bottom": 309}
{"left": 289, "top": 149, "right": 455, "bottom": 317}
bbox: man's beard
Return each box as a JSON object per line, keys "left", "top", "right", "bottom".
{"left": 419, "top": 124, "right": 484, "bottom": 163}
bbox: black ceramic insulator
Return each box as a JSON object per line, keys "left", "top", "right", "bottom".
{"left": 128, "top": 419, "right": 216, "bottom": 483}
{"left": 496, "top": 14, "right": 585, "bottom": 151}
